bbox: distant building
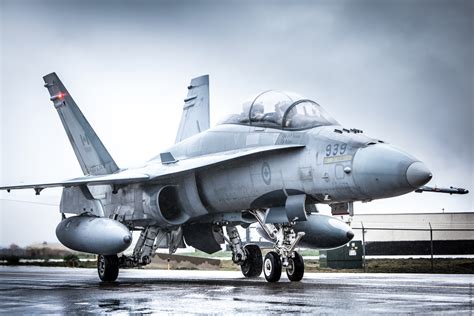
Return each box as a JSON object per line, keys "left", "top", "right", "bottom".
{"left": 349, "top": 212, "right": 474, "bottom": 255}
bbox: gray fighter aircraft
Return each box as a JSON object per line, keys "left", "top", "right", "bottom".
{"left": 1, "top": 73, "right": 468, "bottom": 282}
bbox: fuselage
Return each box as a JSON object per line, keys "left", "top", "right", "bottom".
{"left": 88, "top": 91, "right": 432, "bottom": 228}
{"left": 120, "top": 122, "right": 431, "bottom": 221}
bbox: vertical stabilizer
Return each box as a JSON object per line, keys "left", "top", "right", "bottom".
{"left": 175, "top": 75, "right": 210, "bottom": 143}
{"left": 43, "top": 73, "right": 119, "bottom": 175}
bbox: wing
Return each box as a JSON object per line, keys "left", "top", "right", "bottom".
{"left": 146, "top": 144, "right": 305, "bottom": 180}
{"left": 0, "top": 171, "right": 150, "bottom": 194}
{"left": 1, "top": 144, "right": 304, "bottom": 194}
{"left": 414, "top": 186, "right": 469, "bottom": 195}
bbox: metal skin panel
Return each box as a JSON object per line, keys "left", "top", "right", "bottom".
{"left": 60, "top": 186, "right": 104, "bottom": 217}
{"left": 195, "top": 149, "right": 309, "bottom": 213}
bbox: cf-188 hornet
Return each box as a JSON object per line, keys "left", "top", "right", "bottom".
{"left": 1, "top": 73, "right": 468, "bottom": 282}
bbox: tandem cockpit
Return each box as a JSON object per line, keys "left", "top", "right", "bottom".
{"left": 219, "top": 90, "right": 339, "bottom": 130}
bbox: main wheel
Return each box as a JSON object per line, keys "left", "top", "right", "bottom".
{"left": 286, "top": 251, "right": 304, "bottom": 282}
{"left": 263, "top": 251, "right": 282, "bottom": 282}
{"left": 241, "top": 244, "right": 263, "bottom": 278}
{"left": 97, "top": 254, "right": 119, "bottom": 282}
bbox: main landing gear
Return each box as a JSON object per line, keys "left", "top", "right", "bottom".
{"left": 97, "top": 254, "right": 119, "bottom": 282}
{"left": 223, "top": 226, "right": 263, "bottom": 278}
{"left": 97, "top": 226, "right": 183, "bottom": 282}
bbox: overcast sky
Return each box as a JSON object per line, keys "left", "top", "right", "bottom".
{"left": 1, "top": 0, "right": 472, "bottom": 246}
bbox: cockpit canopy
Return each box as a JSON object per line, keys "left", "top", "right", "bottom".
{"left": 219, "top": 90, "right": 338, "bottom": 130}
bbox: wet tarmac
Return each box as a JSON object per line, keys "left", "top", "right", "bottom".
{"left": 0, "top": 266, "right": 472, "bottom": 314}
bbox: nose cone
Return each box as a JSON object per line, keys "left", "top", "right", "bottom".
{"left": 352, "top": 144, "right": 426, "bottom": 199}
{"left": 406, "top": 161, "right": 432, "bottom": 188}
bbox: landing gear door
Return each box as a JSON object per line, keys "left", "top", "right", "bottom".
{"left": 330, "top": 202, "right": 354, "bottom": 216}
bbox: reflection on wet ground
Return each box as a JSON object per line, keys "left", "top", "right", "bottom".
{"left": 0, "top": 266, "right": 472, "bottom": 314}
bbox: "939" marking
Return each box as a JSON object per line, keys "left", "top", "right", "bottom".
{"left": 325, "top": 143, "right": 347, "bottom": 157}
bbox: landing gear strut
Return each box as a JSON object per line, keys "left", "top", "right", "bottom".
{"left": 96, "top": 226, "right": 184, "bottom": 282}
{"left": 251, "top": 210, "right": 305, "bottom": 282}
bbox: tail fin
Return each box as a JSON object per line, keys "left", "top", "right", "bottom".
{"left": 175, "top": 75, "right": 210, "bottom": 143}
{"left": 43, "top": 72, "right": 119, "bottom": 175}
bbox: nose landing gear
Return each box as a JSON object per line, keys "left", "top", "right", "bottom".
{"left": 251, "top": 210, "right": 306, "bottom": 283}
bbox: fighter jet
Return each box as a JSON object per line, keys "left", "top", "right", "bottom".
{"left": 1, "top": 73, "right": 468, "bottom": 282}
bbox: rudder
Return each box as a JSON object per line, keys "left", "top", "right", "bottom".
{"left": 43, "top": 72, "right": 119, "bottom": 175}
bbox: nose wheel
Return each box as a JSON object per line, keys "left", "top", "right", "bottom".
{"left": 250, "top": 210, "right": 306, "bottom": 283}
{"left": 264, "top": 251, "right": 282, "bottom": 282}
{"left": 97, "top": 254, "right": 119, "bottom": 282}
{"left": 286, "top": 251, "right": 304, "bottom": 282}
{"left": 263, "top": 251, "right": 304, "bottom": 282}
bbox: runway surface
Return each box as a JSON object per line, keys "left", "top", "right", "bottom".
{"left": 0, "top": 266, "right": 472, "bottom": 314}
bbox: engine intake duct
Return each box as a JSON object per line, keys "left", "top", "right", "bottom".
{"left": 143, "top": 185, "right": 190, "bottom": 226}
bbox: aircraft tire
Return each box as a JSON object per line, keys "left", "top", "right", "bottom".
{"left": 241, "top": 244, "right": 263, "bottom": 278}
{"left": 97, "top": 254, "right": 119, "bottom": 282}
{"left": 286, "top": 251, "right": 304, "bottom": 282}
{"left": 263, "top": 251, "right": 282, "bottom": 282}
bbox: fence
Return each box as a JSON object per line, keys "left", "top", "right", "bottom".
{"left": 352, "top": 224, "right": 474, "bottom": 272}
